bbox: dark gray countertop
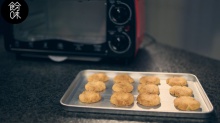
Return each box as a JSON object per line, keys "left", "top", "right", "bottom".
{"left": 0, "top": 36, "right": 220, "bottom": 123}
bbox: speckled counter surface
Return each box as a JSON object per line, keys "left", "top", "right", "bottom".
{"left": 0, "top": 36, "right": 219, "bottom": 123}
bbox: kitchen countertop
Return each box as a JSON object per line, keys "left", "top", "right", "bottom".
{"left": 0, "top": 36, "right": 219, "bottom": 123}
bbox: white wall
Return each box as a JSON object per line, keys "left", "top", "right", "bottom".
{"left": 145, "top": 0, "right": 220, "bottom": 60}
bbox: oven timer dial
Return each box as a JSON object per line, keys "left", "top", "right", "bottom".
{"left": 109, "top": 2, "right": 132, "bottom": 25}
{"left": 108, "top": 32, "right": 131, "bottom": 54}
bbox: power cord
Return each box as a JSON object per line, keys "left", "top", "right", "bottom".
{"left": 140, "top": 33, "right": 157, "bottom": 48}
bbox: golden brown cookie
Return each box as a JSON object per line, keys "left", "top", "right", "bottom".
{"left": 79, "top": 91, "right": 101, "bottom": 103}
{"left": 110, "top": 92, "right": 134, "bottom": 106}
{"left": 166, "top": 77, "right": 187, "bottom": 86}
{"left": 174, "top": 96, "right": 200, "bottom": 111}
{"left": 137, "top": 94, "right": 160, "bottom": 106}
{"left": 85, "top": 81, "right": 106, "bottom": 92}
{"left": 87, "top": 73, "right": 109, "bottom": 82}
{"left": 138, "top": 84, "right": 159, "bottom": 95}
{"left": 139, "top": 76, "right": 160, "bottom": 85}
{"left": 113, "top": 74, "right": 134, "bottom": 84}
{"left": 112, "top": 83, "right": 133, "bottom": 93}
{"left": 170, "top": 86, "right": 193, "bottom": 97}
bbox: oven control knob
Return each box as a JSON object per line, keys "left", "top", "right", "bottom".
{"left": 109, "top": 33, "right": 131, "bottom": 54}
{"left": 109, "top": 3, "right": 131, "bottom": 25}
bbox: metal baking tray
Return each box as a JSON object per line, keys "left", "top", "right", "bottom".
{"left": 60, "top": 70, "right": 214, "bottom": 118}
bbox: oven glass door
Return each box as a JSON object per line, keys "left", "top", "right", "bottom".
{"left": 13, "top": 0, "right": 106, "bottom": 44}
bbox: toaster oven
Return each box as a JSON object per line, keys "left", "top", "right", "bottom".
{"left": 3, "top": 0, "right": 145, "bottom": 61}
